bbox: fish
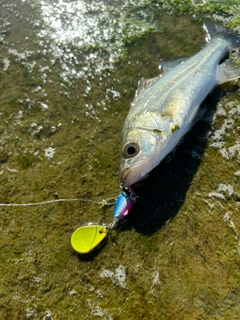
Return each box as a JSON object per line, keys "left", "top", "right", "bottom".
{"left": 119, "top": 22, "right": 240, "bottom": 188}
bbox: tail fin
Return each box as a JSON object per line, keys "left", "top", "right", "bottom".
{"left": 203, "top": 22, "right": 240, "bottom": 50}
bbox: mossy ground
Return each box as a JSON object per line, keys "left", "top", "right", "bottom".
{"left": 0, "top": 1, "right": 240, "bottom": 319}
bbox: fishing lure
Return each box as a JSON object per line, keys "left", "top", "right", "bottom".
{"left": 71, "top": 188, "right": 138, "bottom": 254}
{"left": 113, "top": 188, "right": 138, "bottom": 222}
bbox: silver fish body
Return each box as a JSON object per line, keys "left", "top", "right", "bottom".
{"left": 119, "top": 23, "right": 240, "bottom": 187}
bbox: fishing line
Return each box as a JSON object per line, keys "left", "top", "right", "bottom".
{"left": 0, "top": 189, "right": 138, "bottom": 254}
{"left": 0, "top": 197, "right": 117, "bottom": 207}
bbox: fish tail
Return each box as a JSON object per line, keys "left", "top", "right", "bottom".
{"left": 203, "top": 22, "right": 240, "bottom": 49}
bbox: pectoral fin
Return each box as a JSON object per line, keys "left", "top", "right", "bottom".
{"left": 162, "top": 90, "right": 186, "bottom": 119}
{"left": 162, "top": 90, "right": 199, "bottom": 127}
{"left": 217, "top": 59, "right": 240, "bottom": 84}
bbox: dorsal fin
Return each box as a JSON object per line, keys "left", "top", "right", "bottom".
{"left": 133, "top": 58, "right": 188, "bottom": 103}
{"left": 159, "top": 57, "right": 188, "bottom": 73}
{"left": 134, "top": 75, "right": 161, "bottom": 100}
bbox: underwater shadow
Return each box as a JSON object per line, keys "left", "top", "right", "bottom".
{"left": 75, "top": 237, "right": 108, "bottom": 262}
{"left": 128, "top": 85, "right": 237, "bottom": 235}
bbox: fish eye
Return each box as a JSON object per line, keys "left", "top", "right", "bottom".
{"left": 122, "top": 142, "right": 139, "bottom": 158}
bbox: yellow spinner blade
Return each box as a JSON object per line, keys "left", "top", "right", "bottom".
{"left": 71, "top": 225, "right": 107, "bottom": 254}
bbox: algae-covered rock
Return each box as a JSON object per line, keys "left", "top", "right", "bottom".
{"left": 0, "top": 1, "right": 240, "bottom": 319}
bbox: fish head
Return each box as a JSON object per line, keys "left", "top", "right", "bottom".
{"left": 120, "top": 111, "right": 170, "bottom": 187}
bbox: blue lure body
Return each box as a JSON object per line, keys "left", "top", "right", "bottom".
{"left": 113, "top": 188, "right": 138, "bottom": 221}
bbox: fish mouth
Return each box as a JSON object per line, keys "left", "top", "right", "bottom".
{"left": 120, "top": 168, "right": 132, "bottom": 188}
{"left": 120, "top": 167, "right": 148, "bottom": 188}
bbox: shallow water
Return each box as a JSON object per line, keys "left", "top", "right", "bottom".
{"left": 0, "top": 1, "right": 240, "bottom": 319}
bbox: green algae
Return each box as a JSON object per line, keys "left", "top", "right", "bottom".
{"left": 171, "top": 123, "right": 180, "bottom": 133}
{"left": 17, "top": 152, "right": 39, "bottom": 169}
{"left": 0, "top": 1, "right": 240, "bottom": 320}
{"left": 133, "top": 0, "right": 240, "bottom": 27}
